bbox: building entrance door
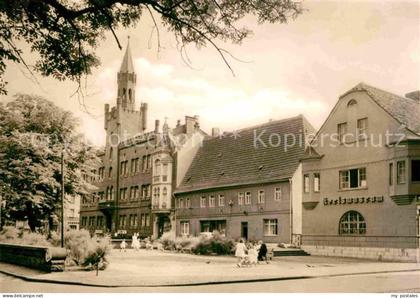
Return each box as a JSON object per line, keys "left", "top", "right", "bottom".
{"left": 157, "top": 215, "right": 171, "bottom": 238}
{"left": 241, "top": 222, "right": 248, "bottom": 240}
{"left": 104, "top": 214, "right": 112, "bottom": 232}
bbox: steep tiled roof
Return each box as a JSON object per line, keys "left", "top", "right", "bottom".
{"left": 341, "top": 83, "right": 420, "bottom": 134}
{"left": 176, "top": 115, "right": 313, "bottom": 193}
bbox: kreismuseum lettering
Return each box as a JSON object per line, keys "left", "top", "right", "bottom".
{"left": 323, "top": 196, "right": 384, "bottom": 206}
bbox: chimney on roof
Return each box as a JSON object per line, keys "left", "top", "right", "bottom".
{"left": 212, "top": 127, "right": 220, "bottom": 137}
{"left": 185, "top": 115, "right": 199, "bottom": 135}
{"left": 140, "top": 103, "right": 148, "bottom": 131}
{"left": 155, "top": 119, "right": 160, "bottom": 133}
{"left": 405, "top": 90, "right": 420, "bottom": 102}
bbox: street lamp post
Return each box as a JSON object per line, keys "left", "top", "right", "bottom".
{"left": 61, "top": 150, "right": 65, "bottom": 248}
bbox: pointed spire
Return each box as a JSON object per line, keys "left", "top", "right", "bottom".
{"left": 119, "top": 36, "right": 135, "bottom": 73}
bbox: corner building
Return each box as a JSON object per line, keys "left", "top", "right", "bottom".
{"left": 301, "top": 83, "right": 420, "bottom": 262}
{"left": 79, "top": 43, "right": 206, "bottom": 238}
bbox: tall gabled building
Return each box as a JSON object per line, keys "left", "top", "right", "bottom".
{"left": 301, "top": 83, "right": 420, "bottom": 262}
{"left": 79, "top": 42, "right": 206, "bottom": 238}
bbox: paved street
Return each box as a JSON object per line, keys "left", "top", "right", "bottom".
{"left": 1, "top": 271, "right": 419, "bottom": 293}
{"left": 1, "top": 250, "right": 419, "bottom": 287}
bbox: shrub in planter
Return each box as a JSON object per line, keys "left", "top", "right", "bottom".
{"left": 82, "top": 236, "right": 112, "bottom": 275}
{"left": 186, "top": 237, "right": 200, "bottom": 250}
{"left": 64, "top": 229, "right": 112, "bottom": 270}
{"left": 192, "top": 232, "right": 234, "bottom": 255}
{"left": 159, "top": 232, "right": 176, "bottom": 250}
{"left": 64, "top": 229, "right": 92, "bottom": 265}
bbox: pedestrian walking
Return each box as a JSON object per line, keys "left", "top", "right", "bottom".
{"left": 235, "top": 239, "right": 247, "bottom": 267}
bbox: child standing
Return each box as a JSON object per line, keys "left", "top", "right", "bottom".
{"left": 120, "top": 239, "right": 127, "bottom": 252}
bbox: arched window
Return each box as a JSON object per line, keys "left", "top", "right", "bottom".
{"left": 122, "top": 88, "right": 126, "bottom": 98}
{"left": 110, "top": 186, "right": 114, "bottom": 201}
{"left": 162, "top": 187, "right": 167, "bottom": 198}
{"left": 347, "top": 99, "right": 357, "bottom": 107}
{"left": 106, "top": 187, "right": 109, "bottom": 201}
{"left": 128, "top": 89, "right": 132, "bottom": 102}
{"left": 339, "top": 211, "right": 366, "bottom": 235}
{"left": 155, "top": 159, "right": 161, "bottom": 176}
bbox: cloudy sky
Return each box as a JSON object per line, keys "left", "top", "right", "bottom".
{"left": 2, "top": 0, "right": 419, "bottom": 146}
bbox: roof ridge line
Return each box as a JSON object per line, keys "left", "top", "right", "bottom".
{"left": 208, "top": 115, "right": 304, "bottom": 139}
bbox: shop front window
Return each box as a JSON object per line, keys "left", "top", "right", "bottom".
{"left": 200, "top": 220, "right": 226, "bottom": 235}
{"left": 339, "top": 211, "right": 366, "bottom": 235}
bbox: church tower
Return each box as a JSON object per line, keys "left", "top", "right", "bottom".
{"left": 117, "top": 39, "right": 136, "bottom": 110}
{"left": 104, "top": 39, "right": 148, "bottom": 146}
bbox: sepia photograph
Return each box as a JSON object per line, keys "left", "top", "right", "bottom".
{"left": 0, "top": 0, "right": 419, "bottom": 295}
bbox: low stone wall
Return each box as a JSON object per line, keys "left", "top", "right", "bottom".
{"left": 0, "top": 243, "right": 67, "bottom": 272}
{"left": 302, "top": 245, "right": 419, "bottom": 262}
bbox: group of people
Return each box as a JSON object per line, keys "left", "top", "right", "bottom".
{"left": 120, "top": 234, "right": 153, "bottom": 252}
{"left": 235, "top": 239, "right": 269, "bottom": 267}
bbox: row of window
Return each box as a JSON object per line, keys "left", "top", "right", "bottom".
{"left": 80, "top": 214, "right": 151, "bottom": 229}
{"left": 81, "top": 216, "right": 104, "bottom": 228}
{"left": 389, "top": 160, "right": 420, "bottom": 185}
{"left": 82, "top": 184, "right": 152, "bottom": 204}
{"left": 118, "top": 213, "right": 151, "bottom": 228}
{"left": 181, "top": 210, "right": 366, "bottom": 236}
{"left": 180, "top": 219, "right": 279, "bottom": 236}
{"left": 119, "top": 184, "right": 153, "bottom": 201}
{"left": 177, "top": 188, "right": 283, "bottom": 209}
{"left": 304, "top": 160, "right": 419, "bottom": 193}
{"left": 85, "top": 154, "right": 155, "bottom": 183}
{"left": 337, "top": 117, "right": 368, "bottom": 143}
{"left": 152, "top": 186, "right": 168, "bottom": 201}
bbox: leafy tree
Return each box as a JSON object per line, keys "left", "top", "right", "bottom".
{"left": 0, "top": 0, "right": 303, "bottom": 94}
{"left": 0, "top": 94, "right": 99, "bottom": 232}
